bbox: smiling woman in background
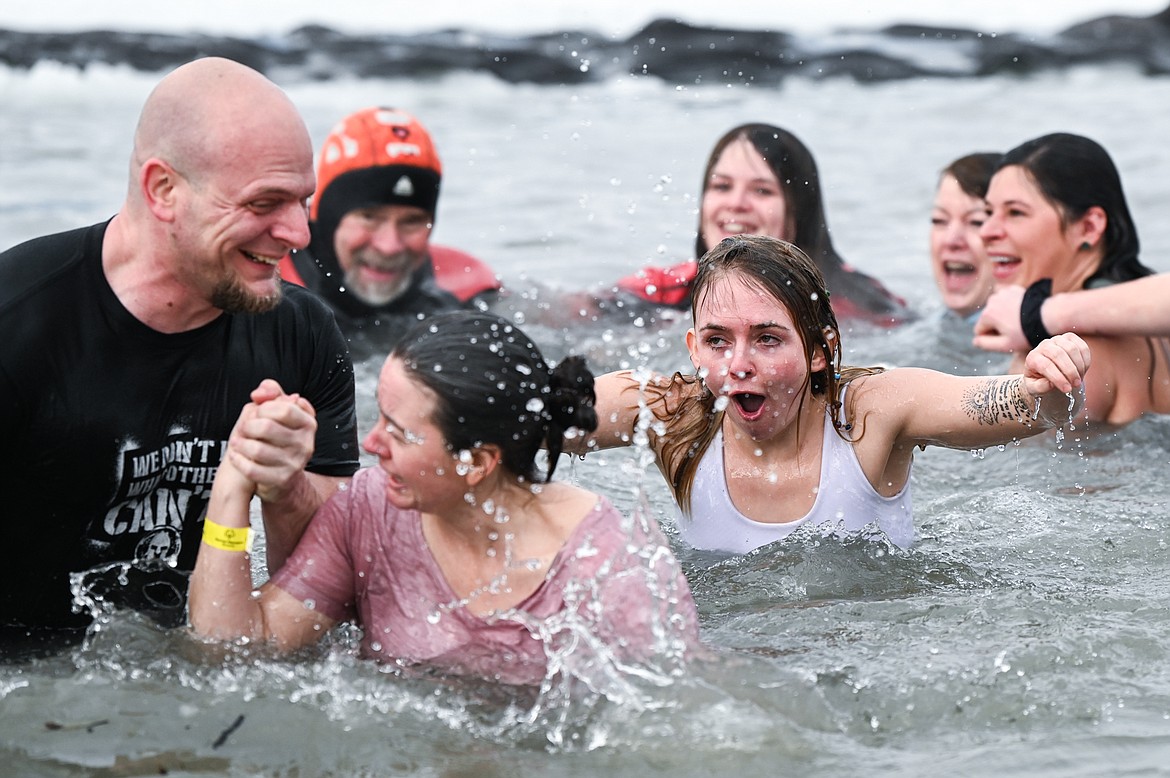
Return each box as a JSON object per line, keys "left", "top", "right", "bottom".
{"left": 929, "top": 152, "right": 1000, "bottom": 323}
{"left": 978, "top": 132, "right": 1170, "bottom": 426}
{"left": 614, "top": 123, "right": 913, "bottom": 326}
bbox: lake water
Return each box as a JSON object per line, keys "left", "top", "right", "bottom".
{"left": 3, "top": 43, "right": 1170, "bottom": 777}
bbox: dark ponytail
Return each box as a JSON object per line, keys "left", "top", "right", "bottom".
{"left": 544, "top": 355, "right": 598, "bottom": 481}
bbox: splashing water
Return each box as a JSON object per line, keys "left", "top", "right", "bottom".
{"left": 9, "top": 50, "right": 1170, "bottom": 776}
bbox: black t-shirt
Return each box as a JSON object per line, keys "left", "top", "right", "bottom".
{"left": 0, "top": 222, "right": 360, "bottom": 644}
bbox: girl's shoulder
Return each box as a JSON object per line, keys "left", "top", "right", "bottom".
{"left": 845, "top": 365, "right": 937, "bottom": 395}
{"left": 534, "top": 482, "right": 608, "bottom": 533}
{"left": 540, "top": 481, "right": 601, "bottom": 510}
{"left": 839, "top": 365, "right": 898, "bottom": 405}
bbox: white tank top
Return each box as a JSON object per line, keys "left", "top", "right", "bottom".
{"left": 677, "top": 406, "right": 915, "bottom": 553}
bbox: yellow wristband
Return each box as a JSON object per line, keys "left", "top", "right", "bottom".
{"left": 202, "top": 518, "right": 251, "bottom": 553}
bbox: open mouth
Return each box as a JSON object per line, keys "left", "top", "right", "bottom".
{"left": 243, "top": 250, "right": 281, "bottom": 267}
{"left": 990, "top": 255, "right": 1022, "bottom": 279}
{"left": 384, "top": 472, "right": 408, "bottom": 494}
{"left": 941, "top": 259, "right": 981, "bottom": 294}
{"left": 732, "top": 392, "right": 765, "bottom": 418}
{"left": 943, "top": 260, "right": 976, "bottom": 277}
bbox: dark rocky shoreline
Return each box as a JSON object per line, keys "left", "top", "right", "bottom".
{"left": 2, "top": 8, "right": 1169, "bottom": 86}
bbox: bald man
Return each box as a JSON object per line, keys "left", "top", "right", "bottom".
{"left": 0, "top": 58, "right": 359, "bottom": 652}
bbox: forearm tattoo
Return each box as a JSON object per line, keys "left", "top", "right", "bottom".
{"left": 962, "top": 377, "right": 1033, "bottom": 426}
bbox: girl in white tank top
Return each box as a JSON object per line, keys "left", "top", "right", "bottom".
{"left": 573, "top": 235, "right": 1089, "bottom": 553}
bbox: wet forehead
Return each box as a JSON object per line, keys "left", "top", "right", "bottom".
{"left": 695, "top": 275, "right": 795, "bottom": 330}
{"left": 216, "top": 133, "right": 316, "bottom": 202}
{"left": 375, "top": 357, "right": 438, "bottom": 424}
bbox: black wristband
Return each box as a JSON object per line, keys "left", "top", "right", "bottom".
{"left": 1020, "top": 278, "right": 1053, "bottom": 348}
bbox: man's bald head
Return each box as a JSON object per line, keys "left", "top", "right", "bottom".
{"left": 131, "top": 57, "right": 312, "bottom": 189}
{"left": 110, "top": 57, "right": 317, "bottom": 322}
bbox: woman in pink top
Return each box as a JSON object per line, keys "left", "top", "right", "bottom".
{"left": 189, "top": 311, "right": 698, "bottom": 685}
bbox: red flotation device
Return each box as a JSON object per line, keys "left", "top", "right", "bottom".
{"left": 428, "top": 244, "right": 501, "bottom": 303}
{"left": 614, "top": 260, "right": 697, "bottom": 308}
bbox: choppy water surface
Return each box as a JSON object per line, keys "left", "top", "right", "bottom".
{"left": 3, "top": 51, "right": 1170, "bottom": 776}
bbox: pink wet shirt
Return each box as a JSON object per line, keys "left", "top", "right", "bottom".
{"left": 271, "top": 467, "right": 699, "bottom": 686}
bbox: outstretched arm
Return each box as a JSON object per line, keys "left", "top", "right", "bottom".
{"left": 565, "top": 370, "right": 656, "bottom": 455}
{"left": 868, "top": 333, "right": 1091, "bottom": 452}
{"left": 974, "top": 275, "right": 1170, "bottom": 353}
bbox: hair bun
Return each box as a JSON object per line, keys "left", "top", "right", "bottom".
{"left": 541, "top": 355, "right": 598, "bottom": 479}
{"left": 547, "top": 355, "right": 598, "bottom": 434}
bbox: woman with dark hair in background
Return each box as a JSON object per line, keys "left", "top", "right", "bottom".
{"left": 614, "top": 123, "right": 912, "bottom": 325}
{"left": 977, "top": 132, "right": 1170, "bottom": 425}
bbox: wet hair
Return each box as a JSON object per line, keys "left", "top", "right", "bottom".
{"left": 996, "top": 132, "right": 1152, "bottom": 286}
{"left": 645, "top": 234, "right": 882, "bottom": 513}
{"left": 391, "top": 311, "right": 597, "bottom": 483}
{"left": 942, "top": 152, "right": 1001, "bottom": 199}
